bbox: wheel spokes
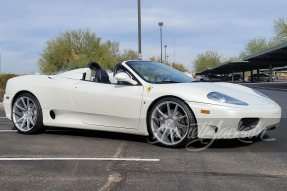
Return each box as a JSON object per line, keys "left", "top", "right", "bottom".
{"left": 151, "top": 101, "right": 190, "bottom": 146}
{"left": 30, "top": 117, "right": 35, "bottom": 126}
{"left": 21, "top": 98, "right": 27, "bottom": 110}
{"left": 152, "top": 117, "right": 163, "bottom": 123}
{"left": 13, "top": 96, "right": 38, "bottom": 132}
{"left": 15, "top": 103, "right": 25, "bottom": 111}
{"left": 16, "top": 116, "right": 25, "bottom": 123}
{"left": 173, "top": 105, "right": 178, "bottom": 117}
{"left": 176, "top": 122, "right": 188, "bottom": 129}
{"left": 167, "top": 102, "right": 171, "bottom": 117}
{"left": 161, "top": 128, "right": 169, "bottom": 141}
{"left": 155, "top": 125, "right": 165, "bottom": 132}
{"left": 170, "top": 129, "right": 175, "bottom": 144}
{"left": 20, "top": 118, "right": 27, "bottom": 129}
{"left": 156, "top": 108, "right": 168, "bottom": 119}
{"left": 174, "top": 127, "right": 183, "bottom": 139}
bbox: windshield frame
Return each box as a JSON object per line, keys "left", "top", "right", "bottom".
{"left": 125, "top": 61, "right": 195, "bottom": 84}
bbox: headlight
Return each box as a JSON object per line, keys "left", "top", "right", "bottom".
{"left": 252, "top": 89, "right": 271, "bottom": 100}
{"left": 207, "top": 92, "right": 248, "bottom": 106}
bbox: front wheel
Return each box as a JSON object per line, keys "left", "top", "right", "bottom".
{"left": 12, "top": 93, "right": 45, "bottom": 134}
{"left": 148, "top": 97, "right": 197, "bottom": 147}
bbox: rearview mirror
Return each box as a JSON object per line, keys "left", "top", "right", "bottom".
{"left": 114, "top": 72, "right": 138, "bottom": 85}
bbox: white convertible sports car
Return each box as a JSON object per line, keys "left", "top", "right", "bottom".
{"left": 3, "top": 61, "right": 281, "bottom": 147}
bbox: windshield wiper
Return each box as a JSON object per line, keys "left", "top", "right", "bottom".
{"left": 155, "top": 81, "right": 179, "bottom": 84}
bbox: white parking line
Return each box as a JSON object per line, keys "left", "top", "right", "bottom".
{"left": 0, "top": 158, "right": 160, "bottom": 162}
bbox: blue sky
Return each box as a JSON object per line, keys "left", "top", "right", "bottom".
{"left": 0, "top": 0, "right": 286, "bottom": 74}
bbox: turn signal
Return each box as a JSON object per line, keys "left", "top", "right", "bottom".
{"left": 201, "top": 110, "right": 210, "bottom": 114}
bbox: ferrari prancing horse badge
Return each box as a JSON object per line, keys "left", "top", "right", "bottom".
{"left": 147, "top": 87, "right": 153, "bottom": 92}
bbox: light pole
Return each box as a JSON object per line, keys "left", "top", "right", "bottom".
{"left": 164, "top": 45, "right": 167, "bottom": 63}
{"left": 167, "top": 55, "right": 169, "bottom": 65}
{"left": 174, "top": 38, "right": 175, "bottom": 63}
{"left": 137, "top": 0, "right": 142, "bottom": 60}
{"left": 158, "top": 22, "right": 163, "bottom": 63}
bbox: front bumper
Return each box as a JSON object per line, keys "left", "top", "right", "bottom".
{"left": 187, "top": 101, "right": 281, "bottom": 139}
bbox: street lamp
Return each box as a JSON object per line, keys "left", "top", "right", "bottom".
{"left": 137, "top": 0, "right": 142, "bottom": 60}
{"left": 167, "top": 55, "right": 169, "bottom": 65}
{"left": 158, "top": 22, "right": 163, "bottom": 63}
{"left": 164, "top": 45, "right": 167, "bottom": 63}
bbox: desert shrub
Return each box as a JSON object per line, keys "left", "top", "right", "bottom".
{"left": 0, "top": 74, "right": 18, "bottom": 89}
{"left": 0, "top": 88, "right": 5, "bottom": 102}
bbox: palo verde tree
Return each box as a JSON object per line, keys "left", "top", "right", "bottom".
{"left": 193, "top": 51, "right": 222, "bottom": 73}
{"left": 272, "top": 17, "right": 287, "bottom": 44}
{"left": 239, "top": 37, "right": 276, "bottom": 59}
{"left": 38, "top": 29, "right": 137, "bottom": 74}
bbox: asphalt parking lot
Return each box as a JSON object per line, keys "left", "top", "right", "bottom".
{"left": 0, "top": 83, "right": 287, "bottom": 191}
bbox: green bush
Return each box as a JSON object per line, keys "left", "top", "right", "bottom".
{"left": 0, "top": 74, "right": 18, "bottom": 89}
{"left": 0, "top": 88, "right": 5, "bottom": 102}
{"left": 0, "top": 74, "right": 18, "bottom": 102}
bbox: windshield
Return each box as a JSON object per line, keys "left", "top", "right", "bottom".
{"left": 126, "top": 61, "right": 195, "bottom": 83}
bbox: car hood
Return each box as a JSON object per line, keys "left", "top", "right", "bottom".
{"left": 149, "top": 82, "right": 276, "bottom": 108}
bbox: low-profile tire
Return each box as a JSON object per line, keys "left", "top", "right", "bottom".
{"left": 12, "top": 93, "right": 45, "bottom": 134}
{"left": 147, "top": 97, "right": 197, "bottom": 148}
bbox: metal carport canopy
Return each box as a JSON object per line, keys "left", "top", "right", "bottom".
{"left": 196, "top": 41, "right": 287, "bottom": 75}
{"left": 196, "top": 61, "right": 251, "bottom": 75}
{"left": 242, "top": 41, "right": 287, "bottom": 67}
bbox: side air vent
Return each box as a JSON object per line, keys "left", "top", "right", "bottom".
{"left": 238, "top": 118, "right": 259, "bottom": 131}
{"left": 50, "top": 110, "right": 56, "bottom": 120}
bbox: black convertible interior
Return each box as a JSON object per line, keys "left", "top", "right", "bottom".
{"left": 83, "top": 62, "right": 136, "bottom": 85}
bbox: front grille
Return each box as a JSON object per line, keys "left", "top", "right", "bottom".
{"left": 238, "top": 118, "right": 259, "bottom": 131}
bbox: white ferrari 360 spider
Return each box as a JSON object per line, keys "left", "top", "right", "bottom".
{"left": 3, "top": 61, "right": 281, "bottom": 147}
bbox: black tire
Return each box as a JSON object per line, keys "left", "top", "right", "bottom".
{"left": 147, "top": 97, "right": 197, "bottom": 148}
{"left": 12, "top": 93, "right": 45, "bottom": 134}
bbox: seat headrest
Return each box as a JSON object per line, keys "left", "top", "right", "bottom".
{"left": 93, "top": 70, "right": 110, "bottom": 83}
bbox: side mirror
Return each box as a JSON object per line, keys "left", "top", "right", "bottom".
{"left": 114, "top": 72, "right": 138, "bottom": 85}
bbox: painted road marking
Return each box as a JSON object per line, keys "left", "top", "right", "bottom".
{"left": 0, "top": 158, "right": 160, "bottom": 162}
{"left": 0, "top": 117, "right": 7, "bottom": 118}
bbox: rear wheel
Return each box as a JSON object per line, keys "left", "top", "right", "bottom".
{"left": 148, "top": 97, "right": 197, "bottom": 147}
{"left": 12, "top": 93, "right": 45, "bottom": 134}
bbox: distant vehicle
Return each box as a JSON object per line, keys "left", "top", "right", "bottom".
{"left": 228, "top": 74, "right": 242, "bottom": 81}
{"left": 248, "top": 73, "right": 275, "bottom": 82}
{"left": 198, "top": 75, "right": 224, "bottom": 82}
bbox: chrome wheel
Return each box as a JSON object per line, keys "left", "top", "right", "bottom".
{"left": 12, "top": 96, "right": 37, "bottom": 132}
{"left": 150, "top": 101, "right": 190, "bottom": 146}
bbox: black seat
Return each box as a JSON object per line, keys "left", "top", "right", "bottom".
{"left": 93, "top": 70, "right": 111, "bottom": 84}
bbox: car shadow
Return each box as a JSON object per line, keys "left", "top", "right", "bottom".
{"left": 40, "top": 127, "right": 272, "bottom": 150}
{"left": 185, "top": 133, "right": 271, "bottom": 150}
{"left": 45, "top": 127, "right": 147, "bottom": 143}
